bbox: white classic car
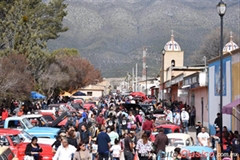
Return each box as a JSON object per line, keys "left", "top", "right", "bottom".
{"left": 19, "top": 130, "right": 55, "bottom": 146}
{"left": 165, "top": 133, "right": 194, "bottom": 157}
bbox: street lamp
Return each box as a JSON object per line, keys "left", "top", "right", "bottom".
{"left": 161, "top": 49, "right": 166, "bottom": 101}
{"left": 217, "top": 0, "right": 226, "bottom": 153}
{"left": 146, "top": 65, "right": 148, "bottom": 95}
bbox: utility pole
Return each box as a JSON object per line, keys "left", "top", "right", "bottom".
{"left": 132, "top": 67, "right": 134, "bottom": 92}
{"left": 135, "top": 63, "right": 138, "bottom": 91}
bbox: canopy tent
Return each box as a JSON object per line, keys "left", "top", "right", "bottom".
{"left": 60, "top": 91, "right": 72, "bottom": 97}
{"left": 30, "top": 91, "right": 46, "bottom": 99}
{"left": 130, "top": 92, "right": 147, "bottom": 100}
{"left": 72, "top": 91, "right": 86, "bottom": 96}
{"left": 223, "top": 98, "right": 240, "bottom": 114}
{"left": 223, "top": 98, "right": 240, "bottom": 122}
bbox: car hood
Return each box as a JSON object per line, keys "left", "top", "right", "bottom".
{"left": 16, "top": 142, "right": 54, "bottom": 158}
{"left": 26, "top": 127, "right": 60, "bottom": 137}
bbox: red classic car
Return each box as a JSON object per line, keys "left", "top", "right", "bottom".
{"left": 150, "top": 124, "right": 181, "bottom": 142}
{"left": 0, "top": 129, "right": 53, "bottom": 160}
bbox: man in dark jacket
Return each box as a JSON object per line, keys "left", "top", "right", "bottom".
{"left": 154, "top": 127, "right": 168, "bottom": 159}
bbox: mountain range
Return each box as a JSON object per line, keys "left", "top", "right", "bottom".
{"left": 47, "top": 0, "right": 239, "bottom": 78}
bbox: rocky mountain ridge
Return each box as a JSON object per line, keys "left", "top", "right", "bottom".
{"left": 48, "top": 0, "right": 239, "bottom": 77}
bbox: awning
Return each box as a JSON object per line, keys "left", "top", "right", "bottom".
{"left": 223, "top": 98, "right": 240, "bottom": 114}
{"left": 181, "top": 85, "right": 191, "bottom": 89}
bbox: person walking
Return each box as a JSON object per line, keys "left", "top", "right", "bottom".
{"left": 1, "top": 107, "right": 8, "bottom": 123}
{"left": 173, "top": 110, "right": 181, "bottom": 126}
{"left": 110, "top": 139, "right": 122, "bottom": 160}
{"left": 154, "top": 127, "right": 168, "bottom": 159}
{"left": 97, "top": 126, "right": 111, "bottom": 160}
{"left": 142, "top": 116, "right": 153, "bottom": 138}
{"left": 53, "top": 137, "right": 76, "bottom": 160}
{"left": 123, "top": 131, "right": 135, "bottom": 160}
{"left": 25, "top": 137, "right": 42, "bottom": 160}
{"left": 136, "top": 133, "right": 153, "bottom": 160}
{"left": 195, "top": 122, "right": 202, "bottom": 146}
{"left": 190, "top": 106, "right": 196, "bottom": 127}
{"left": 73, "top": 142, "right": 91, "bottom": 160}
{"left": 197, "top": 127, "right": 210, "bottom": 147}
{"left": 80, "top": 124, "right": 92, "bottom": 148}
{"left": 180, "top": 108, "right": 189, "bottom": 134}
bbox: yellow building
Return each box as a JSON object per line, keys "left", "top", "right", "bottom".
{"left": 163, "top": 30, "right": 184, "bottom": 82}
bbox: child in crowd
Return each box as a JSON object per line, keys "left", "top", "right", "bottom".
{"left": 110, "top": 139, "right": 122, "bottom": 160}
{"left": 91, "top": 138, "right": 98, "bottom": 160}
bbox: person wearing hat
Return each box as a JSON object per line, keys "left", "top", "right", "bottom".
{"left": 180, "top": 108, "right": 189, "bottom": 134}
{"left": 97, "top": 126, "right": 111, "bottom": 160}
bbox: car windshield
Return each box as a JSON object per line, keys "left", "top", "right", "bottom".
{"left": 22, "top": 118, "right": 34, "bottom": 129}
{"left": 163, "top": 128, "right": 172, "bottom": 134}
{"left": 59, "top": 105, "right": 68, "bottom": 112}
{"left": 39, "top": 116, "right": 48, "bottom": 125}
{"left": 20, "top": 130, "right": 33, "bottom": 140}
{"left": 168, "top": 138, "right": 184, "bottom": 147}
{"left": 9, "top": 134, "right": 21, "bottom": 144}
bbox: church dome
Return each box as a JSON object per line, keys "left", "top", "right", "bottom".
{"left": 164, "top": 30, "right": 181, "bottom": 51}
{"left": 223, "top": 31, "right": 239, "bottom": 52}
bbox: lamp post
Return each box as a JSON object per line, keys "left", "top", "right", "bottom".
{"left": 217, "top": 0, "right": 226, "bottom": 153}
{"left": 146, "top": 65, "right": 148, "bottom": 95}
{"left": 161, "top": 49, "right": 166, "bottom": 101}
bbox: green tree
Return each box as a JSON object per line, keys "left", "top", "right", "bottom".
{"left": 0, "top": 0, "right": 68, "bottom": 53}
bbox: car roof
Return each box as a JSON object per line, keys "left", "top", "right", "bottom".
{"left": 0, "top": 129, "right": 21, "bottom": 135}
{"left": 158, "top": 124, "right": 180, "bottom": 127}
{"left": 182, "top": 146, "right": 214, "bottom": 154}
{"left": 0, "top": 146, "right": 11, "bottom": 154}
{"left": 167, "top": 133, "right": 191, "bottom": 139}
{"left": 22, "top": 114, "right": 42, "bottom": 118}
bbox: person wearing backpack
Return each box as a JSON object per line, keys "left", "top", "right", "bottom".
{"left": 80, "top": 124, "right": 92, "bottom": 148}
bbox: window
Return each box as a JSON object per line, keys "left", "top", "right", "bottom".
{"left": 87, "top": 92, "right": 92, "bottom": 96}
{"left": 43, "top": 115, "right": 54, "bottom": 122}
{"left": 0, "top": 136, "right": 10, "bottom": 146}
{"left": 192, "top": 77, "right": 197, "bottom": 83}
{"left": 8, "top": 120, "right": 25, "bottom": 129}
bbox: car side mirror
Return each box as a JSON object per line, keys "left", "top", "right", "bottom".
{"left": 186, "top": 140, "right": 190, "bottom": 146}
{"left": 20, "top": 138, "right": 24, "bottom": 142}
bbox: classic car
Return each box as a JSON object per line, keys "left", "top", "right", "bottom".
{"left": 0, "top": 146, "right": 18, "bottom": 160}
{"left": 150, "top": 124, "right": 181, "bottom": 142}
{"left": 2, "top": 116, "right": 60, "bottom": 139}
{"left": 38, "top": 111, "right": 67, "bottom": 127}
{"left": 165, "top": 133, "right": 194, "bottom": 155}
{"left": 177, "top": 146, "right": 216, "bottom": 160}
{"left": 18, "top": 130, "right": 55, "bottom": 146}
{"left": 0, "top": 129, "right": 54, "bottom": 160}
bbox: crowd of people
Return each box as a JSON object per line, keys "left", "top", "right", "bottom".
{"left": 0, "top": 96, "right": 240, "bottom": 160}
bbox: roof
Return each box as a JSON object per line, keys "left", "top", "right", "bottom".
{"left": 167, "top": 66, "right": 206, "bottom": 71}
{"left": 22, "top": 114, "right": 43, "bottom": 118}
{"left": 223, "top": 32, "right": 239, "bottom": 53}
{"left": 167, "top": 133, "right": 191, "bottom": 139}
{"left": 208, "top": 48, "right": 240, "bottom": 63}
{"left": 0, "top": 129, "right": 21, "bottom": 135}
{"left": 164, "top": 30, "right": 181, "bottom": 51}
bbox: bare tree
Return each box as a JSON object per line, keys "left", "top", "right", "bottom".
{"left": 0, "top": 53, "right": 34, "bottom": 99}
{"left": 190, "top": 29, "right": 239, "bottom": 64}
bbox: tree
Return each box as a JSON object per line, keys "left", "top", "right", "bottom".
{"left": 0, "top": 0, "right": 68, "bottom": 52}
{"left": 0, "top": 53, "right": 34, "bottom": 99}
{"left": 38, "top": 48, "right": 102, "bottom": 98}
{"left": 190, "top": 29, "right": 239, "bottom": 64}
